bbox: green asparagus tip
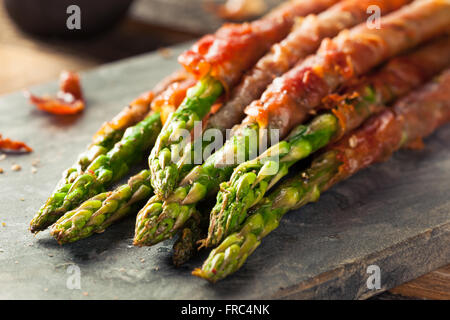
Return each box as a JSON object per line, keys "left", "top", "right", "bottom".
{"left": 30, "top": 183, "right": 72, "bottom": 233}
{"left": 193, "top": 232, "right": 256, "bottom": 282}
{"left": 149, "top": 75, "right": 223, "bottom": 199}
{"left": 192, "top": 268, "right": 216, "bottom": 283}
{"left": 50, "top": 192, "right": 110, "bottom": 244}
{"left": 134, "top": 200, "right": 195, "bottom": 246}
{"left": 133, "top": 197, "right": 163, "bottom": 246}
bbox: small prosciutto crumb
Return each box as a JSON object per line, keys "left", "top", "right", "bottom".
{"left": 0, "top": 134, "right": 32, "bottom": 153}
{"left": 25, "top": 71, "right": 85, "bottom": 115}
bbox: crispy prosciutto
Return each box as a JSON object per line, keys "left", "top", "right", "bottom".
{"left": 179, "top": 0, "right": 338, "bottom": 88}
{"left": 0, "top": 134, "right": 32, "bottom": 152}
{"left": 243, "top": 0, "right": 450, "bottom": 138}
{"left": 25, "top": 71, "right": 85, "bottom": 115}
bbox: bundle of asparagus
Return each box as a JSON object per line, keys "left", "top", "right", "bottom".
{"left": 204, "top": 36, "right": 450, "bottom": 247}
{"left": 149, "top": 0, "right": 340, "bottom": 198}
{"left": 31, "top": 0, "right": 450, "bottom": 283}
{"left": 133, "top": 0, "right": 450, "bottom": 248}
{"left": 194, "top": 69, "right": 450, "bottom": 282}
{"left": 30, "top": 70, "right": 194, "bottom": 232}
{"left": 207, "top": 0, "right": 412, "bottom": 131}
{"left": 49, "top": 79, "right": 197, "bottom": 243}
{"left": 49, "top": 0, "right": 341, "bottom": 244}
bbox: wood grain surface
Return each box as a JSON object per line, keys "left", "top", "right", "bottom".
{"left": 0, "top": 0, "right": 448, "bottom": 299}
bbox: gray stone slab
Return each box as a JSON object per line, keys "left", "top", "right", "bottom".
{"left": 0, "top": 43, "right": 449, "bottom": 300}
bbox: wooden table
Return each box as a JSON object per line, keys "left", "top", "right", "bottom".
{"left": 1, "top": 1, "right": 448, "bottom": 300}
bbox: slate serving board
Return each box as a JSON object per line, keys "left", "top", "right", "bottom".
{"left": 0, "top": 43, "right": 449, "bottom": 300}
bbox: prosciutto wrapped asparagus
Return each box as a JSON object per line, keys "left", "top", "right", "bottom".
{"left": 149, "top": 0, "right": 338, "bottom": 198}
{"left": 194, "top": 68, "right": 450, "bottom": 282}
{"left": 49, "top": 80, "right": 196, "bottom": 243}
{"left": 205, "top": 36, "right": 450, "bottom": 247}
{"left": 51, "top": 78, "right": 200, "bottom": 244}
{"left": 133, "top": 0, "right": 450, "bottom": 247}
{"left": 31, "top": 74, "right": 194, "bottom": 233}
{"left": 208, "top": 0, "right": 410, "bottom": 131}
{"left": 243, "top": 0, "right": 450, "bottom": 139}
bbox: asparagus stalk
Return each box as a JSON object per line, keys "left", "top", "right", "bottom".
{"left": 30, "top": 111, "right": 163, "bottom": 232}
{"left": 148, "top": 76, "right": 223, "bottom": 199}
{"left": 205, "top": 114, "right": 338, "bottom": 247}
{"left": 133, "top": 123, "right": 260, "bottom": 246}
{"left": 74, "top": 91, "right": 154, "bottom": 177}
{"left": 193, "top": 69, "right": 450, "bottom": 282}
{"left": 51, "top": 170, "right": 153, "bottom": 244}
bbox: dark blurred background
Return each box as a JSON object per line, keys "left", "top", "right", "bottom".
{"left": 0, "top": 0, "right": 282, "bottom": 95}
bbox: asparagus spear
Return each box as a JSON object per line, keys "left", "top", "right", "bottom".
{"left": 133, "top": 123, "right": 260, "bottom": 246}
{"left": 29, "top": 100, "right": 154, "bottom": 233}
{"left": 148, "top": 76, "right": 223, "bottom": 199}
{"left": 205, "top": 114, "right": 338, "bottom": 247}
{"left": 51, "top": 170, "right": 153, "bottom": 244}
{"left": 193, "top": 69, "right": 450, "bottom": 282}
{"left": 204, "top": 36, "right": 450, "bottom": 247}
